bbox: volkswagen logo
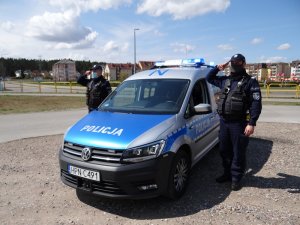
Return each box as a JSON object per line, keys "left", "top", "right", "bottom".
{"left": 81, "top": 147, "right": 92, "bottom": 161}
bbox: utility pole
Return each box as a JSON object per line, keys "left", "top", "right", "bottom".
{"left": 38, "top": 55, "right": 42, "bottom": 75}
{"left": 133, "top": 28, "right": 139, "bottom": 74}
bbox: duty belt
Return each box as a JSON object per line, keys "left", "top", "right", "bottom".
{"left": 221, "top": 114, "right": 247, "bottom": 121}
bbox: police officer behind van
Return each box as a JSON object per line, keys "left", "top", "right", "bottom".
{"left": 77, "top": 64, "right": 112, "bottom": 112}
{"left": 206, "top": 54, "right": 262, "bottom": 191}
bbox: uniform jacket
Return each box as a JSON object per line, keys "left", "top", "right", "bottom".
{"left": 206, "top": 66, "right": 262, "bottom": 126}
{"left": 77, "top": 75, "right": 112, "bottom": 109}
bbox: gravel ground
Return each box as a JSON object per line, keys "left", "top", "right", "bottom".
{"left": 0, "top": 122, "right": 299, "bottom": 225}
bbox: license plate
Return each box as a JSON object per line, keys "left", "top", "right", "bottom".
{"left": 68, "top": 165, "right": 100, "bottom": 181}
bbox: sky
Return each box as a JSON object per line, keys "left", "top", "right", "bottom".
{"left": 0, "top": 0, "right": 299, "bottom": 64}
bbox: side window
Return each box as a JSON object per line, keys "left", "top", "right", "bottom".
{"left": 185, "top": 79, "right": 210, "bottom": 118}
{"left": 143, "top": 86, "right": 155, "bottom": 99}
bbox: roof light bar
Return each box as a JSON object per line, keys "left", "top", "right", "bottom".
{"left": 155, "top": 59, "right": 182, "bottom": 67}
{"left": 154, "top": 58, "right": 206, "bottom": 68}
{"left": 182, "top": 58, "right": 205, "bottom": 65}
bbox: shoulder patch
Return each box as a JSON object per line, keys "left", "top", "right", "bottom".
{"left": 253, "top": 92, "right": 261, "bottom": 100}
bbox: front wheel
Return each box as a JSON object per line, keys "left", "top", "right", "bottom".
{"left": 166, "top": 150, "right": 190, "bottom": 199}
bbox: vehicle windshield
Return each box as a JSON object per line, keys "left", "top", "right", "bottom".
{"left": 99, "top": 79, "right": 190, "bottom": 114}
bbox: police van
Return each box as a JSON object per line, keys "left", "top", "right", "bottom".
{"left": 59, "top": 58, "right": 221, "bottom": 199}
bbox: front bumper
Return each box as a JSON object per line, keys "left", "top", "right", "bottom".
{"left": 59, "top": 148, "right": 174, "bottom": 199}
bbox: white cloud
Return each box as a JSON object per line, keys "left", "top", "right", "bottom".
{"left": 0, "top": 47, "right": 9, "bottom": 57}
{"left": 137, "top": 0, "right": 230, "bottom": 20}
{"left": 48, "top": 0, "right": 132, "bottom": 13}
{"left": 26, "top": 0, "right": 132, "bottom": 50}
{"left": 103, "top": 41, "right": 129, "bottom": 53}
{"left": 153, "top": 29, "right": 165, "bottom": 37}
{"left": 277, "top": 43, "right": 291, "bottom": 50}
{"left": 103, "top": 41, "right": 119, "bottom": 52}
{"left": 251, "top": 38, "right": 263, "bottom": 45}
{"left": 217, "top": 44, "right": 233, "bottom": 51}
{"left": 67, "top": 52, "right": 90, "bottom": 61}
{"left": 171, "top": 42, "right": 196, "bottom": 54}
{"left": 26, "top": 10, "right": 92, "bottom": 43}
{"left": 0, "top": 21, "right": 15, "bottom": 32}
{"left": 259, "top": 56, "right": 287, "bottom": 63}
{"left": 46, "top": 31, "right": 98, "bottom": 50}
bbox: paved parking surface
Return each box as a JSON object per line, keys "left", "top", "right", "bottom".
{"left": 0, "top": 123, "right": 299, "bottom": 225}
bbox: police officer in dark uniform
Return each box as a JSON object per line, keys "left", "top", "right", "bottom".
{"left": 206, "top": 53, "right": 262, "bottom": 191}
{"left": 77, "top": 64, "right": 112, "bottom": 112}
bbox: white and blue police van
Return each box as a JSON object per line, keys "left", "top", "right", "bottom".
{"left": 59, "top": 58, "right": 221, "bottom": 199}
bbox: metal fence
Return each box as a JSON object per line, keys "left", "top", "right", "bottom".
{"left": 265, "top": 83, "right": 300, "bottom": 98}
{"left": 1, "top": 80, "right": 299, "bottom": 99}
{"left": 0, "top": 80, "right": 86, "bottom": 94}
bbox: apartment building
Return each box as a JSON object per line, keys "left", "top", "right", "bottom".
{"left": 224, "top": 63, "right": 267, "bottom": 81}
{"left": 245, "top": 63, "right": 268, "bottom": 81}
{"left": 104, "top": 61, "right": 155, "bottom": 81}
{"left": 224, "top": 62, "right": 293, "bottom": 82}
{"left": 138, "top": 61, "right": 155, "bottom": 71}
{"left": 52, "top": 59, "right": 77, "bottom": 81}
{"left": 290, "top": 60, "right": 300, "bottom": 81}
{"left": 105, "top": 63, "right": 133, "bottom": 81}
{"left": 268, "top": 62, "right": 290, "bottom": 81}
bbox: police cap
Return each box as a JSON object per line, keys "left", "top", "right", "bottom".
{"left": 230, "top": 53, "right": 246, "bottom": 63}
{"left": 91, "top": 64, "right": 103, "bottom": 71}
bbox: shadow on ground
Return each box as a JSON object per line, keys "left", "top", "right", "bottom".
{"left": 76, "top": 136, "right": 300, "bottom": 220}
{"left": 244, "top": 137, "right": 300, "bottom": 193}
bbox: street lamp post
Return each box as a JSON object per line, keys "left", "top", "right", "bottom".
{"left": 133, "top": 28, "right": 139, "bottom": 74}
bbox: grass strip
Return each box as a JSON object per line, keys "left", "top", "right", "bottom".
{"left": 0, "top": 95, "right": 86, "bottom": 114}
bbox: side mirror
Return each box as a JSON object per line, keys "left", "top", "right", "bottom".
{"left": 194, "top": 103, "right": 212, "bottom": 114}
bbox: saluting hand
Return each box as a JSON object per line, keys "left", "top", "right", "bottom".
{"left": 217, "top": 61, "right": 230, "bottom": 71}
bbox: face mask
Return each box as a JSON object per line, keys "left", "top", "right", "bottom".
{"left": 230, "top": 63, "right": 244, "bottom": 74}
{"left": 91, "top": 72, "right": 97, "bottom": 79}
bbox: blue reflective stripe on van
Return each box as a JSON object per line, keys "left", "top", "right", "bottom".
{"left": 65, "top": 111, "right": 173, "bottom": 149}
{"left": 164, "top": 126, "right": 187, "bottom": 153}
{"left": 163, "top": 114, "right": 218, "bottom": 153}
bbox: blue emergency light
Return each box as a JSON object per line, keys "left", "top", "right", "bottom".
{"left": 154, "top": 58, "right": 208, "bottom": 68}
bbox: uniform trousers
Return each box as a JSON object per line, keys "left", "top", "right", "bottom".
{"left": 219, "top": 118, "right": 249, "bottom": 182}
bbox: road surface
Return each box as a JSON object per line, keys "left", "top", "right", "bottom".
{"left": 0, "top": 105, "right": 299, "bottom": 143}
{"left": 0, "top": 109, "right": 86, "bottom": 143}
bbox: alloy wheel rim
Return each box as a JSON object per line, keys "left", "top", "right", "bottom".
{"left": 174, "top": 158, "right": 188, "bottom": 192}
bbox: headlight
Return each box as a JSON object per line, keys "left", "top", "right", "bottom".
{"left": 122, "top": 140, "right": 165, "bottom": 163}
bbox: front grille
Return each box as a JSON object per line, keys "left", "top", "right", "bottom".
{"left": 92, "top": 181, "right": 125, "bottom": 195}
{"left": 61, "top": 169, "right": 126, "bottom": 195}
{"left": 63, "top": 142, "right": 123, "bottom": 163}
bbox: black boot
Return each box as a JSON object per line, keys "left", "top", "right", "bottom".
{"left": 231, "top": 180, "right": 242, "bottom": 191}
{"left": 216, "top": 173, "right": 231, "bottom": 183}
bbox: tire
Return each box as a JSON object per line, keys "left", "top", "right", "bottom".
{"left": 166, "top": 150, "right": 191, "bottom": 199}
